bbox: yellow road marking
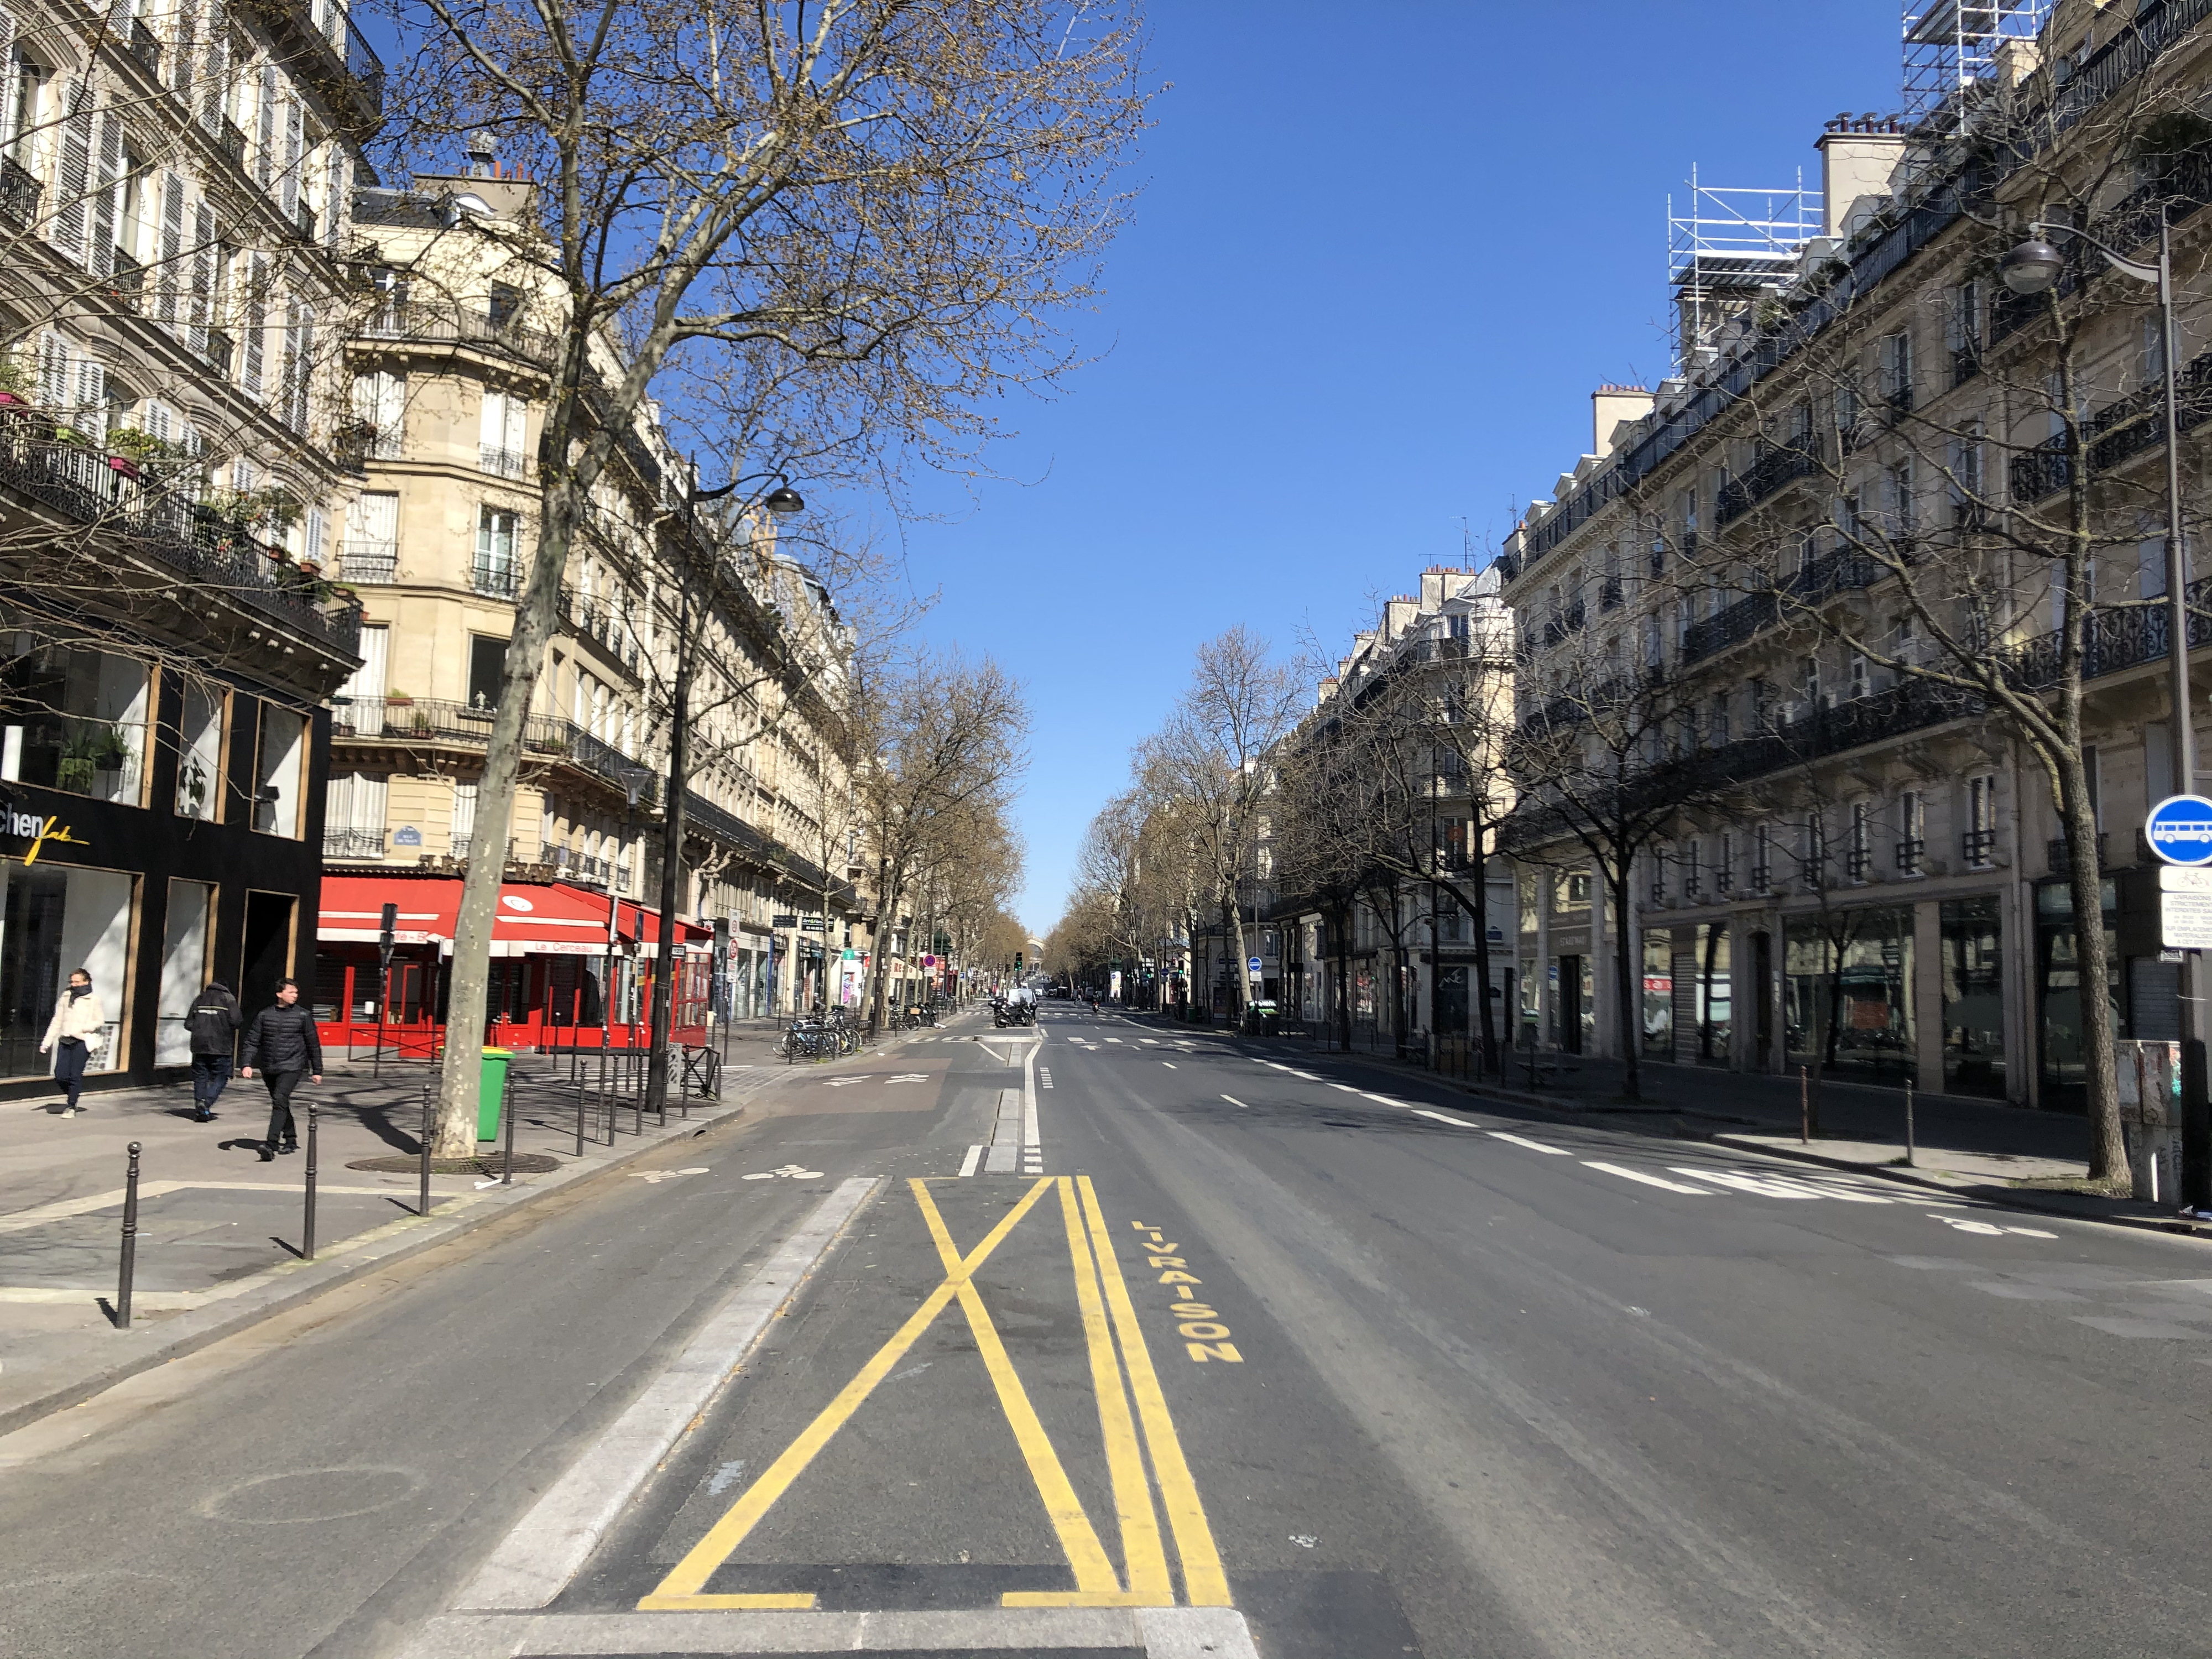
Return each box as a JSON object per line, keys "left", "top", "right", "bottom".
{"left": 910, "top": 1180, "right": 1121, "bottom": 1598}
{"left": 1029, "top": 1177, "right": 1171, "bottom": 1606}
{"left": 641, "top": 1177, "right": 1058, "bottom": 1609}
{"left": 1077, "top": 1177, "right": 1233, "bottom": 1607}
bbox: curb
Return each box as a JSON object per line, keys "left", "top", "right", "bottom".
{"left": 0, "top": 1074, "right": 781, "bottom": 1441}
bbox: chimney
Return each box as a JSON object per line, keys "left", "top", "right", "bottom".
{"left": 1590, "top": 384, "right": 1654, "bottom": 460}
{"left": 1815, "top": 117, "right": 1907, "bottom": 239}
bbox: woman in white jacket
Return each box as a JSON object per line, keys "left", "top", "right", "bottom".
{"left": 40, "top": 968, "right": 105, "bottom": 1117}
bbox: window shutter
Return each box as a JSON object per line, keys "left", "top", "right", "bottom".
{"left": 171, "top": 1, "right": 196, "bottom": 98}
{"left": 51, "top": 83, "right": 92, "bottom": 264}
{"left": 479, "top": 387, "right": 502, "bottom": 450}
{"left": 324, "top": 149, "right": 345, "bottom": 244}
{"left": 73, "top": 357, "right": 106, "bottom": 440}
{"left": 38, "top": 333, "right": 66, "bottom": 407}
{"left": 285, "top": 295, "right": 312, "bottom": 430}
{"left": 240, "top": 251, "right": 265, "bottom": 396}
{"left": 254, "top": 64, "right": 275, "bottom": 189}
{"left": 156, "top": 172, "right": 182, "bottom": 326}
{"left": 198, "top": 10, "right": 225, "bottom": 135}
{"left": 279, "top": 96, "right": 301, "bottom": 217}
{"left": 504, "top": 393, "right": 526, "bottom": 455}
{"left": 188, "top": 201, "right": 215, "bottom": 353}
{"left": 88, "top": 111, "right": 122, "bottom": 276}
{"left": 305, "top": 504, "right": 325, "bottom": 561}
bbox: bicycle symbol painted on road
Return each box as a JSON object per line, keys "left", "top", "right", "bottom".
{"left": 743, "top": 1164, "right": 826, "bottom": 1181}
{"left": 630, "top": 1167, "right": 711, "bottom": 1184}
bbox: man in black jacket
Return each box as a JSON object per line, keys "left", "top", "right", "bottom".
{"left": 185, "top": 980, "right": 241, "bottom": 1123}
{"left": 240, "top": 979, "right": 322, "bottom": 1161}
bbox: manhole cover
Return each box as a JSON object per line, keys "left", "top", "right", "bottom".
{"left": 346, "top": 1152, "right": 562, "bottom": 1175}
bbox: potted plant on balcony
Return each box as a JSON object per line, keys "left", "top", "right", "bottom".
{"left": 384, "top": 687, "right": 414, "bottom": 707}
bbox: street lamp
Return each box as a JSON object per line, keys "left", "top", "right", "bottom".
{"left": 2003, "top": 210, "right": 2203, "bottom": 1204}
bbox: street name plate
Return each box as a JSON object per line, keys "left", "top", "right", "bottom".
{"left": 2162, "top": 891, "right": 2212, "bottom": 948}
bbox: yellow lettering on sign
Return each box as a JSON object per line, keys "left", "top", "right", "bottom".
{"left": 1157, "top": 1271, "right": 1201, "bottom": 1286}
{"left": 1167, "top": 1303, "right": 1216, "bottom": 1319}
{"left": 1176, "top": 1322, "right": 1231, "bottom": 1340}
{"left": 1147, "top": 1256, "right": 1186, "bottom": 1268}
{"left": 1186, "top": 1342, "right": 1243, "bottom": 1363}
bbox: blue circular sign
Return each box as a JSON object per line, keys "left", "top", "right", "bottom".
{"left": 2146, "top": 794, "right": 2212, "bottom": 865}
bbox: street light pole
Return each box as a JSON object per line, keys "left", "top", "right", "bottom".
{"left": 2004, "top": 210, "right": 2205, "bottom": 1204}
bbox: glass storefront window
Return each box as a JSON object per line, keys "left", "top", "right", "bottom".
{"left": 1691, "top": 922, "right": 1731, "bottom": 1063}
{"left": 1642, "top": 932, "right": 1672, "bottom": 1058}
{"left": 0, "top": 644, "right": 150, "bottom": 804}
{"left": 253, "top": 704, "right": 307, "bottom": 837}
{"left": 175, "top": 679, "right": 225, "bottom": 820}
{"left": 1940, "top": 895, "right": 2005, "bottom": 1099}
{"left": 0, "top": 860, "right": 134, "bottom": 1078}
{"left": 2036, "top": 878, "right": 2118, "bottom": 1109}
{"left": 155, "top": 879, "right": 215, "bottom": 1064}
{"left": 1785, "top": 905, "right": 1914, "bottom": 1087}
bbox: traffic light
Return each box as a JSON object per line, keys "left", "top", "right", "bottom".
{"left": 1014, "top": 951, "right": 1024, "bottom": 972}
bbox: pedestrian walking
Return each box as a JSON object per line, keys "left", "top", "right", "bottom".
{"left": 185, "top": 980, "right": 242, "bottom": 1122}
{"left": 240, "top": 979, "right": 322, "bottom": 1162}
{"left": 38, "top": 968, "right": 106, "bottom": 1117}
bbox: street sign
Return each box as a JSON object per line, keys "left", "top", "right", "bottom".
{"left": 2164, "top": 891, "right": 2212, "bottom": 948}
{"left": 2162, "top": 865, "right": 2212, "bottom": 894}
{"left": 771, "top": 913, "right": 799, "bottom": 927}
{"left": 1246, "top": 956, "right": 1262, "bottom": 974}
{"left": 2146, "top": 794, "right": 2212, "bottom": 865}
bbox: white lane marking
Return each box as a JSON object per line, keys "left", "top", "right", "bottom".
{"left": 1162, "top": 1061, "right": 1178, "bottom": 1069}
{"left": 1413, "top": 1109, "right": 1478, "bottom": 1129}
{"left": 1330, "top": 1083, "right": 1359, "bottom": 1094}
{"left": 1290, "top": 1070, "right": 1322, "bottom": 1081}
{"left": 1932, "top": 1214, "right": 2058, "bottom": 1238}
{"left": 958, "top": 1144, "right": 984, "bottom": 1178}
{"left": 1222, "top": 1095, "right": 1249, "bottom": 1109}
{"left": 1361, "top": 1092, "right": 1411, "bottom": 1108}
{"left": 1040, "top": 1068, "right": 1054, "bottom": 1089}
{"left": 1105, "top": 1037, "right": 1123, "bottom": 1044}
{"left": 1258, "top": 1061, "right": 1288, "bottom": 1071}
{"left": 1489, "top": 1130, "right": 1572, "bottom": 1155}
{"left": 1140, "top": 1038, "right": 1159, "bottom": 1045}
{"left": 1672, "top": 1167, "right": 1878, "bottom": 1201}
{"left": 1584, "top": 1161, "right": 1711, "bottom": 1194}
{"left": 455, "top": 1177, "right": 880, "bottom": 1610}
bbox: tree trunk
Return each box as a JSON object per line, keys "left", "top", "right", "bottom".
{"left": 645, "top": 597, "right": 693, "bottom": 1118}
{"left": 1699, "top": 919, "right": 1721, "bottom": 1062}
{"left": 1471, "top": 858, "right": 1498, "bottom": 1078}
{"left": 432, "top": 499, "right": 574, "bottom": 1155}
{"left": 1610, "top": 864, "right": 1641, "bottom": 1103}
{"left": 2056, "top": 751, "right": 2127, "bottom": 1185}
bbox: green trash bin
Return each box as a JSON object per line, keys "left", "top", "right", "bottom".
{"left": 477, "top": 1048, "right": 512, "bottom": 1142}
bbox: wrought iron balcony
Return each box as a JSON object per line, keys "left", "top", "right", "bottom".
{"left": 127, "top": 18, "right": 161, "bottom": 77}
{"left": 1962, "top": 828, "right": 1997, "bottom": 867}
{"left": 1848, "top": 847, "right": 1873, "bottom": 881}
{"left": 103, "top": 249, "right": 144, "bottom": 312}
{"left": 1681, "top": 546, "right": 1882, "bottom": 666}
{"left": 342, "top": 540, "right": 396, "bottom": 583}
{"left": 205, "top": 328, "right": 234, "bottom": 378}
{"left": 2011, "top": 343, "right": 2212, "bottom": 504}
{"left": 471, "top": 559, "right": 519, "bottom": 599}
{"left": 1715, "top": 441, "right": 1820, "bottom": 527}
{"left": 0, "top": 156, "right": 39, "bottom": 227}
{"left": 233, "top": 0, "right": 384, "bottom": 129}
{"left": 2048, "top": 831, "right": 2108, "bottom": 875}
{"left": 1895, "top": 837, "right": 1924, "bottom": 876}
{"left": 218, "top": 118, "right": 248, "bottom": 172}
{"left": 479, "top": 444, "right": 529, "bottom": 479}
{"left": 322, "top": 826, "right": 386, "bottom": 859}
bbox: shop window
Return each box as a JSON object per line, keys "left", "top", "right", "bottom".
{"left": 0, "top": 643, "right": 149, "bottom": 804}
{"left": 1642, "top": 932, "right": 1672, "bottom": 1059}
{"left": 1940, "top": 896, "right": 2004, "bottom": 1099}
{"left": 2035, "top": 878, "right": 2119, "bottom": 1109}
{"left": 1784, "top": 906, "right": 1915, "bottom": 1088}
{"left": 253, "top": 703, "right": 306, "bottom": 836}
{"left": 174, "top": 677, "right": 225, "bottom": 820}
{"left": 0, "top": 862, "right": 133, "bottom": 1079}
{"left": 155, "top": 879, "right": 215, "bottom": 1065}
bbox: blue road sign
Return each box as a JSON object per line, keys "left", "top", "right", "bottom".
{"left": 1247, "top": 956, "right": 1264, "bottom": 973}
{"left": 2145, "top": 794, "right": 2212, "bottom": 865}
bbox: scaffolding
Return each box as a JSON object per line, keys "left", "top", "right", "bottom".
{"left": 1667, "top": 169, "right": 1824, "bottom": 372}
{"left": 1902, "top": 0, "right": 2053, "bottom": 130}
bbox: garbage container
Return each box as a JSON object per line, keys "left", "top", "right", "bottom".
{"left": 477, "top": 1048, "right": 512, "bottom": 1142}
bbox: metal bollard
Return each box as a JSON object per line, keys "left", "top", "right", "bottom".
{"left": 502, "top": 1069, "right": 516, "bottom": 1185}
{"left": 1799, "top": 1066, "right": 1810, "bottom": 1144}
{"left": 303, "top": 1103, "right": 320, "bottom": 1260}
{"left": 116, "top": 1141, "right": 141, "bottom": 1329}
{"left": 575, "top": 1067, "right": 587, "bottom": 1160}
{"left": 419, "top": 1084, "right": 434, "bottom": 1217}
{"left": 1905, "top": 1077, "right": 1917, "bottom": 1168}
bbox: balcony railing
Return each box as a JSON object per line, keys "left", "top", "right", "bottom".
{"left": 343, "top": 541, "right": 396, "bottom": 583}
{"left": 322, "top": 826, "right": 385, "bottom": 859}
{"left": 205, "top": 328, "right": 234, "bottom": 378}
{"left": 234, "top": 0, "right": 383, "bottom": 128}
{"left": 105, "top": 248, "right": 144, "bottom": 313}
{"left": 1963, "top": 828, "right": 1997, "bottom": 868}
{"left": 1847, "top": 846, "right": 1872, "bottom": 882}
{"left": 1681, "top": 546, "right": 1884, "bottom": 666}
{"left": 1599, "top": 575, "right": 1623, "bottom": 611}
{"left": 294, "top": 201, "right": 319, "bottom": 243}
{"left": 1715, "top": 441, "right": 1820, "bottom": 528}
{"left": 218, "top": 118, "right": 247, "bottom": 172}
{"left": 2010, "top": 343, "right": 2212, "bottom": 505}
{"left": 0, "top": 155, "right": 39, "bottom": 227}
{"left": 358, "top": 299, "right": 561, "bottom": 368}
{"left": 331, "top": 695, "right": 659, "bottom": 800}
{"left": 471, "top": 559, "right": 518, "bottom": 599}
{"left": 480, "top": 444, "right": 529, "bottom": 479}
{"left": 0, "top": 419, "right": 359, "bottom": 655}
{"left": 1896, "top": 837, "right": 1924, "bottom": 876}
{"left": 2049, "top": 831, "right": 2109, "bottom": 875}
{"left": 127, "top": 18, "right": 161, "bottom": 77}
{"left": 1951, "top": 345, "right": 1980, "bottom": 390}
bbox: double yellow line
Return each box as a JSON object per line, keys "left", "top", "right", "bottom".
{"left": 641, "top": 1175, "right": 1229, "bottom": 1611}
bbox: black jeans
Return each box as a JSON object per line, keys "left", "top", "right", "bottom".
{"left": 191, "top": 1055, "right": 231, "bottom": 1112}
{"left": 262, "top": 1071, "right": 305, "bottom": 1147}
{"left": 52, "top": 1037, "right": 88, "bottom": 1108}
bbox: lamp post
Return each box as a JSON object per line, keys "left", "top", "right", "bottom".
{"left": 2002, "top": 209, "right": 2204, "bottom": 1205}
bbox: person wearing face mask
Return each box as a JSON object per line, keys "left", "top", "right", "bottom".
{"left": 39, "top": 968, "right": 106, "bottom": 1117}
{"left": 240, "top": 978, "right": 322, "bottom": 1161}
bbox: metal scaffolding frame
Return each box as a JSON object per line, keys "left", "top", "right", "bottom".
{"left": 1902, "top": 0, "right": 2053, "bottom": 129}
{"left": 1667, "top": 168, "right": 1824, "bottom": 372}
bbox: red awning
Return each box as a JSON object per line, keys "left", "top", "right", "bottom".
{"left": 321, "top": 875, "right": 712, "bottom": 958}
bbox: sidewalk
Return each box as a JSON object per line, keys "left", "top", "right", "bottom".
{"left": 0, "top": 1046, "right": 771, "bottom": 1436}
{"left": 1160, "top": 1015, "right": 2212, "bottom": 1241}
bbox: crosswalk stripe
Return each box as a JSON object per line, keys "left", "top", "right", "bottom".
{"left": 1488, "top": 1130, "right": 1571, "bottom": 1155}
{"left": 1584, "top": 1161, "right": 1710, "bottom": 1194}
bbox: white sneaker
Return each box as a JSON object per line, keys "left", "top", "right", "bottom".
{"left": 60, "top": 1107, "right": 75, "bottom": 1118}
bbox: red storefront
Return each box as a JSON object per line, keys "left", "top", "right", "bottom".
{"left": 315, "top": 873, "right": 711, "bottom": 1058}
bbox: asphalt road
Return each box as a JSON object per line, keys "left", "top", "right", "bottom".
{"left": 2, "top": 1005, "right": 2208, "bottom": 1658}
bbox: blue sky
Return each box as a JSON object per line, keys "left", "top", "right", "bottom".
{"left": 896, "top": 2, "right": 1898, "bottom": 935}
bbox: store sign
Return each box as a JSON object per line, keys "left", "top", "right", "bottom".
{"left": 0, "top": 802, "right": 88, "bottom": 864}
{"left": 2145, "top": 794, "right": 2212, "bottom": 865}
{"left": 771, "top": 913, "right": 799, "bottom": 927}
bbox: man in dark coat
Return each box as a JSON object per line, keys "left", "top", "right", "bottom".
{"left": 240, "top": 978, "right": 322, "bottom": 1161}
{"left": 185, "top": 980, "right": 241, "bottom": 1122}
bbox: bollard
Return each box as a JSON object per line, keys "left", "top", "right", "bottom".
{"left": 303, "top": 1103, "right": 320, "bottom": 1260}
{"left": 597, "top": 1044, "right": 612, "bottom": 1146}
{"left": 502, "top": 1068, "right": 515, "bottom": 1185}
{"left": 419, "top": 1084, "right": 434, "bottom": 1217}
{"left": 1799, "top": 1066, "right": 1810, "bottom": 1144}
{"left": 575, "top": 1066, "right": 587, "bottom": 1159}
{"left": 1904, "top": 1077, "right": 1916, "bottom": 1168}
{"left": 116, "top": 1141, "right": 142, "bottom": 1329}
